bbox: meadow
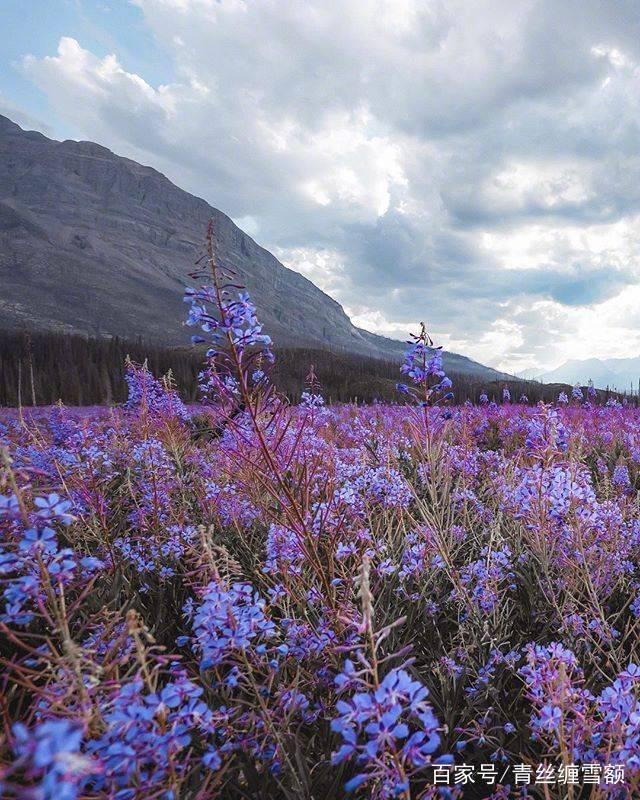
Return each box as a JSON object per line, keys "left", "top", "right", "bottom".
{"left": 1, "top": 237, "right": 639, "bottom": 799}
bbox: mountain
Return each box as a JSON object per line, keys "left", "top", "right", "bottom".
{"left": 523, "top": 357, "right": 640, "bottom": 390}
{"left": 0, "top": 114, "right": 509, "bottom": 380}
{"left": 516, "top": 368, "right": 544, "bottom": 381}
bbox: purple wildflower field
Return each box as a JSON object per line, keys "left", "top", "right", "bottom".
{"left": 2, "top": 234, "right": 640, "bottom": 799}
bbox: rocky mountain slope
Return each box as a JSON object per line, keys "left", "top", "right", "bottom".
{"left": 0, "top": 115, "right": 509, "bottom": 379}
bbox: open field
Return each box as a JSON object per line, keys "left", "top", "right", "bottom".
{"left": 1, "top": 381, "right": 640, "bottom": 798}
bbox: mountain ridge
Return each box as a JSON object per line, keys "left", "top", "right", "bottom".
{"left": 0, "top": 114, "right": 510, "bottom": 380}
{"left": 519, "top": 356, "right": 640, "bottom": 390}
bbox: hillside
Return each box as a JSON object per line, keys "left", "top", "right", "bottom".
{"left": 0, "top": 115, "right": 509, "bottom": 380}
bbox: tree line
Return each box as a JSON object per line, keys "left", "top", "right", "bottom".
{"left": 0, "top": 329, "right": 620, "bottom": 408}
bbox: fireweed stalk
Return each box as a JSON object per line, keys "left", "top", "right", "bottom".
{"left": 330, "top": 557, "right": 450, "bottom": 798}
{"left": 397, "top": 322, "right": 453, "bottom": 450}
{"left": 184, "top": 224, "right": 336, "bottom": 606}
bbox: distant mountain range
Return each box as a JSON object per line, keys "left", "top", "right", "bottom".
{"left": 0, "top": 114, "right": 510, "bottom": 381}
{"left": 519, "top": 357, "right": 640, "bottom": 390}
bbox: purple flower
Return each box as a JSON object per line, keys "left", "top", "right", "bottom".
{"left": 191, "top": 581, "right": 276, "bottom": 670}
{"left": 34, "top": 494, "right": 75, "bottom": 525}
{"left": 0, "top": 493, "right": 21, "bottom": 520}
{"left": 12, "top": 720, "right": 97, "bottom": 800}
{"left": 539, "top": 703, "right": 562, "bottom": 731}
{"left": 399, "top": 324, "right": 453, "bottom": 404}
{"left": 331, "top": 665, "right": 446, "bottom": 793}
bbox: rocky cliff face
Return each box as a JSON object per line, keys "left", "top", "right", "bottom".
{"left": 0, "top": 115, "right": 508, "bottom": 379}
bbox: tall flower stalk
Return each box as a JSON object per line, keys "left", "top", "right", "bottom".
{"left": 184, "top": 223, "right": 335, "bottom": 603}
{"left": 397, "top": 322, "right": 453, "bottom": 449}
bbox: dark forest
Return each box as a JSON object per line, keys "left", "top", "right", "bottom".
{"left": 0, "top": 329, "right": 617, "bottom": 407}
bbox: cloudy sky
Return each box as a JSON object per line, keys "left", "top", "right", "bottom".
{"left": 2, "top": 0, "right": 640, "bottom": 373}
